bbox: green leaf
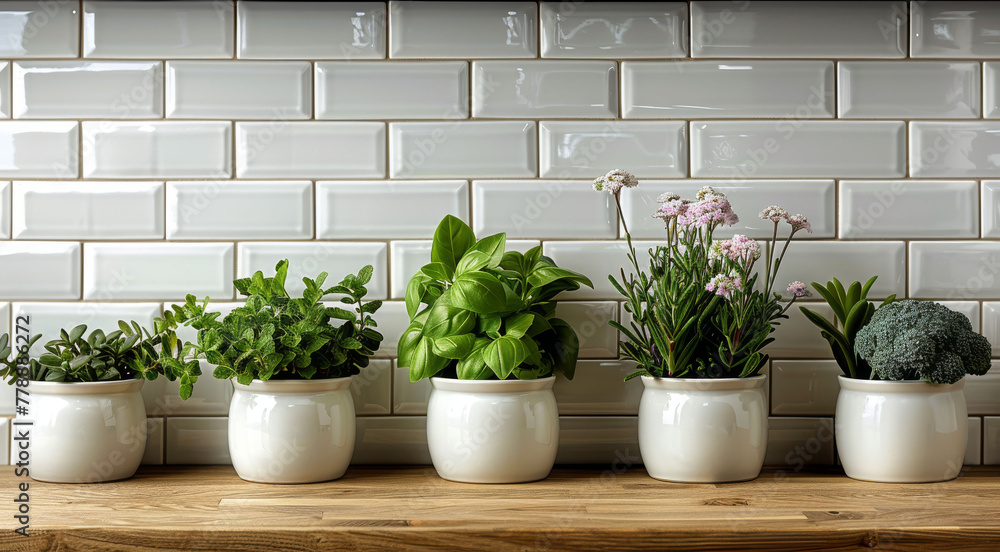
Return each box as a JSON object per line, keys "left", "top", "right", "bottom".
{"left": 467, "top": 233, "right": 507, "bottom": 267}
{"left": 451, "top": 272, "right": 508, "bottom": 314}
{"left": 68, "top": 324, "right": 87, "bottom": 344}
{"left": 527, "top": 266, "right": 593, "bottom": 290}
{"left": 478, "top": 315, "right": 502, "bottom": 339}
{"left": 405, "top": 273, "right": 433, "bottom": 318}
{"left": 423, "top": 303, "right": 476, "bottom": 338}
{"left": 431, "top": 333, "right": 477, "bottom": 359}
{"left": 409, "top": 337, "right": 448, "bottom": 382}
{"left": 454, "top": 250, "right": 491, "bottom": 277}
{"left": 456, "top": 339, "right": 493, "bottom": 380}
{"left": 431, "top": 215, "right": 475, "bottom": 275}
{"left": 356, "top": 264, "right": 374, "bottom": 286}
{"left": 483, "top": 336, "right": 529, "bottom": 379}
{"left": 549, "top": 318, "right": 579, "bottom": 380}
{"left": 420, "top": 262, "right": 453, "bottom": 283}
{"left": 504, "top": 313, "right": 534, "bottom": 339}
{"left": 397, "top": 323, "right": 424, "bottom": 367}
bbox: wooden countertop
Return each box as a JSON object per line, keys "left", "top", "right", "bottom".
{"left": 3, "top": 465, "right": 1000, "bottom": 551}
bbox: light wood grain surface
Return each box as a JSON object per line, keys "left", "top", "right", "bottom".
{"left": 2, "top": 465, "right": 1000, "bottom": 551}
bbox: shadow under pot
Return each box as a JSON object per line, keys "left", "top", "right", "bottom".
{"left": 27, "top": 379, "right": 147, "bottom": 483}
{"left": 836, "top": 376, "right": 968, "bottom": 483}
{"left": 228, "top": 377, "right": 355, "bottom": 484}
{"left": 638, "top": 375, "right": 768, "bottom": 483}
{"left": 426, "top": 377, "right": 559, "bottom": 484}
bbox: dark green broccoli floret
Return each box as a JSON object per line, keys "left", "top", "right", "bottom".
{"left": 854, "top": 300, "right": 992, "bottom": 384}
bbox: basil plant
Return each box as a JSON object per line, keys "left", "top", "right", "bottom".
{"left": 399, "top": 216, "right": 593, "bottom": 382}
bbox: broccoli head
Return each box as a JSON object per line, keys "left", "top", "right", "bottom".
{"left": 854, "top": 300, "right": 991, "bottom": 384}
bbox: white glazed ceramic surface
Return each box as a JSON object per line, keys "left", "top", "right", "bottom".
{"left": 836, "top": 376, "right": 968, "bottom": 483}
{"left": 228, "top": 377, "right": 356, "bottom": 484}
{"left": 29, "top": 379, "right": 147, "bottom": 483}
{"left": 638, "top": 375, "right": 768, "bottom": 483}
{"left": 426, "top": 377, "right": 559, "bottom": 483}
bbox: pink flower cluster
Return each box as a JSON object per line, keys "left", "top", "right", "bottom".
{"left": 706, "top": 273, "right": 742, "bottom": 300}
{"left": 593, "top": 169, "right": 638, "bottom": 194}
{"left": 652, "top": 186, "right": 739, "bottom": 229}
{"left": 709, "top": 234, "right": 761, "bottom": 264}
{"left": 786, "top": 281, "right": 812, "bottom": 298}
{"left": 758, "top": 205, "right": 813, "bottom": 234}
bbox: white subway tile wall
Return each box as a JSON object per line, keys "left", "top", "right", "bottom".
{"left": 3, "top": 0, "right": 1000, "bottom": 468}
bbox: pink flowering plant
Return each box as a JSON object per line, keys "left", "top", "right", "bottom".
{"left": 596, "top": 169, "right": 813, "bottom": 379}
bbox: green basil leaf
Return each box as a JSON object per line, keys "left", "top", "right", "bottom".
{"left": 451, "top": 272, "right": 508, "bottom": 314}
{"left": 431, "top": 333, "right": 477, "bottom": 359}
{"left": 548, "top": 318, "right": 580, "bottom": 380}
{"left": 409, "top": 337, "right": 448, "bottom": 382}
{"left": 468, "top": 233, "right": 507, "bottom": 267}
{"left": 484, "top": 335, "right": 529, "bottom": 379}
{"left": 423, "top": 304, "right": 476, "bottom": 338}
{"left": 454, "top": 251, "right": 491, "bottom": 277}
{"left": 431, "top": 215, "right": 475, "bottom": 274}
{"left": 456, "top": 338, "right": 493, "bottom": 380}
{"left": 527, "top": 265, "right": 594, "bottom": 290}
{"left": 504, "top": 313, "right": 534, "bottom": 339}
{"left": 420, "top": 262, "right": 453, "bottom": 283}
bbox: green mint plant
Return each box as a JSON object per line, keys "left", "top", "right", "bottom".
{"left": 173, "top": 259, "right": 383, "bottom": 384}
{"left": 599, "top": 169, "right": 811, "bottom": 380}
{"left": 399, "top": 215, "right": 593, "bottom": 381}
{"left": 800, "top": 276, "right": 895, "bottom": 379}
{"left": 0, "top": 322, "right": 201, "bottom": 399}
{"left": 854, "top": 300, "right": 991, "bottom": 384}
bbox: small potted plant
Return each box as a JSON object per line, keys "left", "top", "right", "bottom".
{"left": 399, "top": 215, "right": 592, "bottom": 483}
{"left": 815, "top": 297, "right": 991, "bottom": 482}
{"left": 174, "top": 259, "right": 382, "bottom": 484}
{"left": 0, "top": 322, "right": 198, "bottom": 483}
{"left": 602, "top": 169, "right": 811, "bottom": 483}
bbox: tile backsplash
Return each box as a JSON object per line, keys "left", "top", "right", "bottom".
{"left": 2, "top": 0, "right": 1000, "bottom": 469}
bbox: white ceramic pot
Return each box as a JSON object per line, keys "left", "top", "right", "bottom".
{"left": 27, "top": 380, "right": 147, "bottom": 483}
{"left": 427, "top": 377, "right": 559, "bottom": 484}
{"left": 229, "top": 377, "right": 355, "bottom": 484}
{"left": 638, "top": 375, "right": 768, "bottom": 483}
{"left": 836, "top": 376, "right": 967, "bottom": 483}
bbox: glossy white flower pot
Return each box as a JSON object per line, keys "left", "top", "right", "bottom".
{"left": 638, "top": 375, "right": 768, "bottom": 483}
{"left": 836, "top": 376, "right": 967, "bottom": 483}
{"left": 229, "top": 377, "right": 355, "bottom": 484}
{"left": 27, "top": 380, "right": 147, "bottom": 483}
{"left": 427, "top": 377, "right": 559, "bottom": 484}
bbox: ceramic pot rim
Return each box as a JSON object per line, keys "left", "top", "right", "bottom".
{"left": 231, "top": 376, "right": 353, "bottom": 393}
{"left": 640, "top": 374, "right": 766, "bottom": 391}
{"left": 430, "top": 376, "right": 556, "bottom": 393}
{"left": 26, "top": 378, "right": 145, "bottom": 395}
{"left": 837, "top": 375, "right": 965, "bottom": 393}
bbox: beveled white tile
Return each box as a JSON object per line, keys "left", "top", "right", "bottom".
{"left": 938, "top": 302, "right": 982, "bottom": 332}
{"left": 765, "top": 417, "right": 835, "bottom": 467}
{"left": 840, "top": 181, "right": 978, "bottom": 239}
{"left": 0, "top": 1, "right": 79, "bottom": 58}
{"left": 767, "top": 303, "right": 836, "bottom": 360}
{"left": 556, "top": 417, "right": 640, "bottom": 466}
{"left": 554, "top": 361, "right": 642, "bottom": 415}
{"left": 165, "top": 417, "right": 231, "bottom": 464}
{"left": 167, "top": 181, "right": 311, "bottom": 240}
{"left": 238, "top": 241, "right": 388, "bottom": 300}
{"left": 142, "top": 418, "right": 164, "bottom": 465}
{"left": 316, "top": 181, "right": 467, "bottom": 239}
{"left": 692, "top": 121, "right": 905, "bottom": 179}
{"left": 542, "top": 241, "right": 657, "bottom": 300}
{"left": 389, "top": 1, "right": 536, "bottom": 59}
{"left": 910, "top": 122, "right": 1000, "bottom": 178}
{"left": 0, "top": 182, "right": 9, "bottom": 239}
{"left": 540, "top": 2, "right": 687, "bottom": 59}
{"left": 779, "top": 242, "right": 905, "bottom": 300}
{"left": 351, "top": 360, "right": 391, "bottom": 416}
{"left": 83, "top": 1, "right": 234, "bottom": 59}
{"left": 10, "top": 302, "right": 159, "bottom": 355}
{"left": 982, "top": 181, "right": 1000, "bottom": 237}
{"left": 967, "top": 366, "right": 1000, "bottom": 415}
{"left": 472, "top": 61, "right": 617, "bottom": 119}
{"left": 552, "top": 302, "right": 617, "bottom": 359}
{"left": 353, "top": 416, "right": 430, "bottom": 464}
{"left": 368, "top": 301, "right": 408, "bottom": 359}
{"left": 14, "top": 61, "right": 163, "bottom": 119}
{"left": 620, "top": 180, "right": 836, "bottom": 240}
{"left": 539, "top": 121, "right": 686, "bottom": 179}
{"left": 983, "top": 63, "right": 1000, "bottom": 118}
{"left": 910, "top": 242, "right": 1000, "bottom": 299}
{"left": 393, "top": 365, "right": 431, "bottom": 415}
{"left": 771, "top": 361, "right": 841, "bottom": 416}
{"left": 13, "top": 181, "right": 164, "bottom": 240}
{"left": 983, "top": 302, "right": 1000, "bottom": 356}
{"left": 238, "top": 1, "right": 385, "bottom": 60}
{"left": 143, "top": 360, "right": 234, "bottom": 417}
{"left": 389, "top": 122, "right": 536, "bottom": 179}
{"left": 236, "top": 122, "right": 385, "bottom": 179}
{"left": 691, "top": 1, "right": 906, "bottom": 59}
{"left": 912, "top": 2, "right": 1000, "bottom": 58}
{"left": 0, "top": 303, "right": 8, "bottom": 336}
{"left": 389, "top": 239, "right": 539, "bottom": 298}
{"left": 623, "top": 61, "right": 833, "bottom": 119}
{"left": 839, "top": 62, "right": 980, "bottom": 119}
{"left": 0, "top": 243, "right": 80, "bottom": 300}
{"left": 472, "top": 181, "right": 616, "bottom": 239}
{"left": 985, "top": 417, "right": 1000, "bottom": 464}
{"left": 968, "top": 417, "right": 983, "bottom": 465}
{"left": 0, "top": 63, "right": 9, "bottom": 118}
{"left": 316, "top": 62, "right": 467, "bottom": 120}
{"left": 82, "top": 122, "right": 231, "bottom": 179}
{"left": 167, "top": 61, "right": 310, "bottom": 120}
{"left": 0, "top": 122, "right": 78, "bottom": 179}
{"left": 83, "top": 243, "right": 234, "bottom": 301}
